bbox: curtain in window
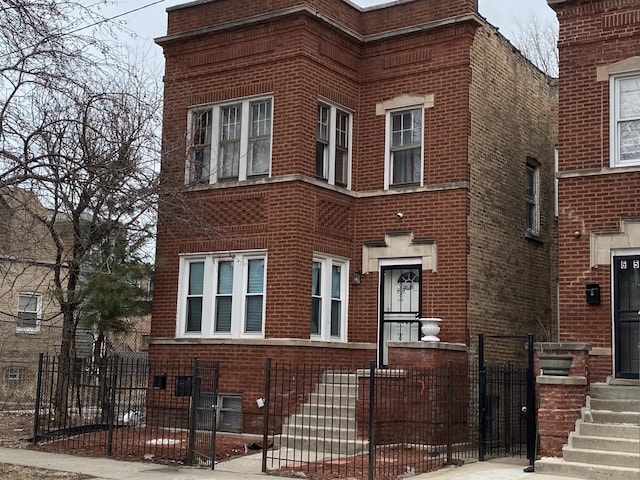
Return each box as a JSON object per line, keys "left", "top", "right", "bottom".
{"left": 330, "top": 265, "right": 341, "bottom": 337}
{"left": 187, "top": 262, "right": 204, "bottom": 332}
{"left": 191, "top": 109, "right": 212, "bottom": 181}
{"left": 316, "top": 104, "right": 330, "bottom": 178}
{"left": 619, "top": 79, "right": 640, "bottom": 162}
{"left": 311, "top": 261, "right": 322, "bottom": 334}
{"left": 248, "top": 100, "right": 271, "bottom": 176}
{"left": 220, "top": 105, "right": 241, "bottom": 178}
{"left": 215, "top": 261, "right": 233, "bottom": 332}
{"left": 245, "top": 259, "right": 264, "bottom": 332}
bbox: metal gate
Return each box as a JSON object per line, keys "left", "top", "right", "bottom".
{"left": 478, "top": 334, "right": 535, "bottom": 469}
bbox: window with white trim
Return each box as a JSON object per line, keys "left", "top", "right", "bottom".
{"left": 177, "top": 252, "right": 266, "bottom": 338}
{"left": 17, "top": 292, "right": 41, "bottom": 333}
{"left": 526, "top": 160, "right": 540, "bottom": 235}
{"left": 187, "top": 97, "right": 273, "bottom": 184}
{"left": 4, "top": 367, "right": 26, "bottom": 386}
{"left": 385, "top": 107, "right": 423, "bottom": 188}
{"left": 311, "top": 254, "right": 348, "bottom": 342}
{"left": 611, "top": 74, "right": 640, "bottom": 167}
{"left": 316, "top": 102, "right": 351, "bottom": 188}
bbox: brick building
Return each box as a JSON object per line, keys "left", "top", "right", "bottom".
{"left": 550, "top": 0, "right": 640, "bottom": 381}
{"left": 153, "top": 0, "right": 557, "bottom": 433}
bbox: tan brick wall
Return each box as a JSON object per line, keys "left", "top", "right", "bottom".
{"left": 467, "top": 26, "right": 558, "bottom": 361}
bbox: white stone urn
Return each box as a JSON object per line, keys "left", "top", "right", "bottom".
{"left": 419, "top": 317, "right": 442, "bottom": 342}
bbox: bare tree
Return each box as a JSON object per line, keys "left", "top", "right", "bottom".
{"left": 0, "top": 0, "right": 162, "bottom": 411}
{"left": 512, "top": 13, "right": 559, "bottom": 78}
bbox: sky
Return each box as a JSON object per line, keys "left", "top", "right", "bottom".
{"left": 96, "top": 0, "right": 558, "bottom": 67}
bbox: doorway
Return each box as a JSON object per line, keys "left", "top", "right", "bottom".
{"left": 613, "top": 255, "right": 640, "bottom": 379}
{"left": 378, "top": 263, "right": 421, "bottom": 366}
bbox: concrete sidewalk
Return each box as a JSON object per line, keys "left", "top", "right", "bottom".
{"left": 0, "top": 447, "right": 584, "bottom": 479}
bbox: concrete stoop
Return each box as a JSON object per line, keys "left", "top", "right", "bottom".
{"left": 274, "top": 372, "right": 368, "bottom": 455}
{"left": 535, "top": 382, "right": 640, "bottom": 480}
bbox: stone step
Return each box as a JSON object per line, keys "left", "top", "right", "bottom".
{"left": 535, "top": 457, "right": 640, "bottom": 480}
{"left": 321, "top": 372, "right": 359, "bottom": 385}
{"left": 590, "top": 383, "right": 640, "bottom": 401}
{"left": 576, "top": 419, "right": 640, "bottom": 440}
{"left": 281, "top": 422, "right": 358, "bottom": 441}
{"left": 584, "top": 408, "right": 640, "bottom": 425}
{"left": 569, "top": 432, "right": 640, "bottom": 453}
{"left": 287, "top": 413, "right": 353, "bottom": 429}
{"left": 588, "top": 397, "right": 640, "bottom": 413}
{"left": 562, "top": 446, "right": 640, "bottom": 469}
{"left": 300, "top": 402, "right": 356, "bottom": 417}
{"left": 308, "top": 391, "right": 357, "bottom": 407}
{"left": 316, "top": 383, "right": 358, "bottom": 397}
{"left": 274, "top": 434, "right": 368, "bottom": 455}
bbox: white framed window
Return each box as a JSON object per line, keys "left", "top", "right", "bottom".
{"left": 16, "top": 292, "right": 41, "bottom": 333}
{"left": 177, "top": 252, "right": 266, "bottom": 338}
{"left": 611, "top": 73, "right": 640, "bottom": 167}
{"left": 526, "top": 160, "right": 540, "bottom": 235}
{"left": 385, "top": 107, "right": 424, "bottom": 189}
{"left": 310, "top": 254, "right": 348, "bottom": 342}
{"left": 316, "top": 102, "right": 352, "bottom": 188}
{"left": 4, "top": 367, "right": 26, "bottom": 386}
{"left": 187, "top": 96, "right": 273, "bottom": 184}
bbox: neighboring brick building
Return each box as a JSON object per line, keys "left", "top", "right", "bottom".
{"left": 550, "top": 0, "right": 640, "bottom": 382}
{"left": 153, "top": 0, "right": 557, "bottom": 433}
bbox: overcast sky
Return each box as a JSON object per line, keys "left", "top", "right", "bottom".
{"left": 96, "top": 0, "right": 557, "bottom": 70}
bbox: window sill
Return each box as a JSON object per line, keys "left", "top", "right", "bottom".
{"left": 524, "top": 231, "right": 543, "bottom": 244}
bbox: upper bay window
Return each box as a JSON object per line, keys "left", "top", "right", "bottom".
{"left": 187, "top": 96, "right": 273, "bottom": 184}
{"left": 611, "top": 74, "right": 640, "bottom": 167}
{"left": 316, "top": 102, "right": 351, "bottom": 188}
{"left": 178, "top": 252, "right": 266, "bottom": 338}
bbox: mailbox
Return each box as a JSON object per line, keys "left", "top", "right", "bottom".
{"left": 586, "top": 284, "right": 600, "bottom": 305}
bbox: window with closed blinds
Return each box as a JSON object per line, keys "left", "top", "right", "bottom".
{"left": 245, "top": 259, "right": 264, "bottom": 333}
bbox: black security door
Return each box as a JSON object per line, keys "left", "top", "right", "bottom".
{"left": 613, "top": 255, "right": 640, "bottom": 379}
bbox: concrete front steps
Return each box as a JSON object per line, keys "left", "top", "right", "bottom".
{"left": 535, "top": 381, "right": 640, "bottom": 480}
{"left": 274, "top": 371, "right": 368, "bottom": 455}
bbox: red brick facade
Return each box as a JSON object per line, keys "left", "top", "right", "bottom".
{"left": 153, "top": 0, "right": 557, "bottom": 433}
{"left": 551, "top": 0, "right": 640, "bottom": 382}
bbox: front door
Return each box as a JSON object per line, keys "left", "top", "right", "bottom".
{"left": 613, "top": 255, "right": 640, "bottom": 379}
{"left": 378, "top": 265, "right": 421, "bottom": 367}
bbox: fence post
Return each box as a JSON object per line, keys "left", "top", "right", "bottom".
{"left": 446, "top": 360, "right": 453, "bottom": 464}
{"left": 187, "top": 357, "right": 199, "bottom": 465}
{"left": 261, "top": 358, "right": 272, "bottom": 473}
{"left": 32, "top": 353, "right": 45, "bottom": 445}
{"left": 107, "top": 355, "right": 119, "bottom": 456}
{"left": 478, "top": 334, "right": 486, "bottom": 462}
{"left": 367, "top": 361, "right": 376, "bottom": 480}
{"left": 210, "top": 360, "right": 220, "bottom": 470}
{"left": 526, "top": 333, "right": 536, "bottom": 468}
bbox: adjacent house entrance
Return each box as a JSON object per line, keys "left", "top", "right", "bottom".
{"left": 378, "top": 263, "right": 421, "bottom": 367}
{"left": 613, "top": 255, "right": 640, "bottom": 379}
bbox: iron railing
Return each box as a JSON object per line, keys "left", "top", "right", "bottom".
{"left": 262, "top": 360, "right": 486, "bottom": 480}
{"left": 32, "top": 354, "right": 220, "bottom": 467}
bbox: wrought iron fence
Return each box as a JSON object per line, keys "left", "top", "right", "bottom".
{"left": 262, "top": 360, "right": 484, "bottom": 480}
{"left": 32, "top": 354, "right": 220, "bottom": 467}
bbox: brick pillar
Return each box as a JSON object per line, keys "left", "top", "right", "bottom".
{"left": 536, "top": 376, "right": 588, "bottom": 457}
{"left": 387, "top": 341, "right": 468, "bottom": 368}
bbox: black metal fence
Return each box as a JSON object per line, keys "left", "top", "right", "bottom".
{"left": 262, "top": 360, "right": 490, "bottom": 480}
{"left": 32, "top": 354, "right": 220, "bottom": 467}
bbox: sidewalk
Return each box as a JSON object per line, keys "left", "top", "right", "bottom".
{"left": 0, "top": 447, "right": 584, "bottom": 480}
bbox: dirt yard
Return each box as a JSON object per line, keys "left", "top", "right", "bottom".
{"left": 0, "top": 410, "right": 250, "bottom": 479}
